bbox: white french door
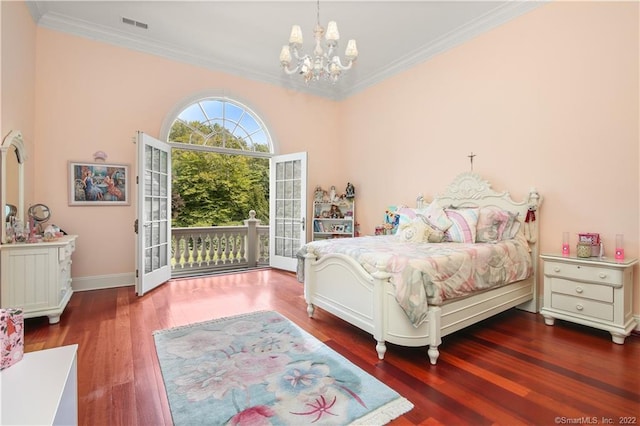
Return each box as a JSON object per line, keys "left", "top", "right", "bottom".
{"left": 135, "top": 132, "right": 172, "bottom": 296}
{"left": 269, "top": 152, "right": 307, "bottom": 271}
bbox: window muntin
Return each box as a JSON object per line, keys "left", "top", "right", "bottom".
{"left": 169, "top": 98, "right": 271, "bottom": 154}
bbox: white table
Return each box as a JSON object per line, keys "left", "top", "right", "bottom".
{"left": 0, "top": 344, "right": 78, "bottom": 425}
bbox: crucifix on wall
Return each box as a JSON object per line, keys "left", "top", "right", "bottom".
{"left": 468, "top": 152, "right": 476, "bottom": 171}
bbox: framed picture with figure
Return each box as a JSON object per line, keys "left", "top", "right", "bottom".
{"left": 69, "top": 161, "right": 129, "bottom": 206}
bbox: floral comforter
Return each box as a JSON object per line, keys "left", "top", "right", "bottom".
{"left": 297, "top": 233, "right": 532, "bottom": 327}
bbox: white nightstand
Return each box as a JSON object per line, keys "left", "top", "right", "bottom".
{"left": 540, "top": 254, "right": 637, "bottom": 344}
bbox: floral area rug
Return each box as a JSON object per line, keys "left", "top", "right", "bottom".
{"left": 153, "top": 310, "right": 413, "bottom": 425}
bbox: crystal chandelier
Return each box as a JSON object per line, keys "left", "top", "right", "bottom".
{"left": 279, "top": 0, "right": 358, "bottom": 84}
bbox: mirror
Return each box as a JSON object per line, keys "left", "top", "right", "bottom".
{"left": 6, "top": 145, "right": 19, "bottom": 212}
{"left": 5, "top": 204, "right": 17, "bottom": 222}
{"left": 1, "top": 130, "right": 27, "bottom": 243}
{"left": 28, "top": 204, "right": 51, "bottom": 234}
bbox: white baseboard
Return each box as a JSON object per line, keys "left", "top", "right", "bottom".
{"left": 635, "top": 315, "right": 640, "bottom": 333}
{"left": 72, "top": 273, "right": 134, "bottom": 292}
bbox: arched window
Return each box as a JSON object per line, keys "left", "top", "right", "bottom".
{"left": 167, "top": 98, "right": 272, "bottom": 156}
{"left": 164, "top": 96, "right": 272, "bottom": 227}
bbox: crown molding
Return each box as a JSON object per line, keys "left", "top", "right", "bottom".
{"left": 32, "top": 1, "right": 546, "bottom": 101}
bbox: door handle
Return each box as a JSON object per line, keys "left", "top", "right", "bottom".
{"left": 301, "top": 217, "right": 305, "bottom": 231}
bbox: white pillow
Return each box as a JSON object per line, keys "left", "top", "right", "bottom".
{"left": 397, "top": 218, "right": 428, "bottom": 243}
{"left": 423, "top": 200, "right": 453, "bottom": 232}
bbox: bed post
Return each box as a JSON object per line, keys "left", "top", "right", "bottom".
{"left": 303, "top": 253, "right": 317, "bottom": 317}
{"left": 428, "top": 307, "right": 442, "bottom": 365}
{"left": 519, "top": 187, "right": 542, "bottom": 313}
{"left": 371, "top": 264, "right": 392, "bottom": 360}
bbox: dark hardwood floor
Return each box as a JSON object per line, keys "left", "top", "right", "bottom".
{"left": 24, "top": 269, "right": 640, "bottom": 425}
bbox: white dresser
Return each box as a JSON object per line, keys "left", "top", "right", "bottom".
{"left": 0, "top": 344, "right": 78, "bottom": 425}
{"left": 0, "top": 235, "right": 77, "bottom": 324}
{"left": 540, "top": 254, "right": 637, "bottom": 344}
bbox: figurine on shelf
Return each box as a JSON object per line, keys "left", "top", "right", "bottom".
{"left": 329, "top": 186, "right": 337, "bottom": 203}
{"left": 345, "top": 182, "right": 355, "bottom": 199}
{"left": 329, "top": 204, "right": 342, "bottom": 218}
{"left": 314, "top": 186, "right": 324, "bottom": 203}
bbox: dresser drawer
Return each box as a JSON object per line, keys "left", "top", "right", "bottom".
{"left": 550, "top": 279, "right": 613, "bottom": 303}
{"left": 551, "top": 293, "right": 613, "bottom": 322}
{"left": 544, "top": 261, "right": 622, "bottom": 287}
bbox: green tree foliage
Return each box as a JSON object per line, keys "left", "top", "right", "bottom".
{"left": 170, "top": 120, "right": 270, "bottom": 227}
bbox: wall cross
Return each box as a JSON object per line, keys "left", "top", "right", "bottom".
{"left": 468, "top": 152, "right": 476, "bottom": 171}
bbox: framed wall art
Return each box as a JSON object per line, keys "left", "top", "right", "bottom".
{"left": 69, "top": 162, "right": 129, "bottom": 206}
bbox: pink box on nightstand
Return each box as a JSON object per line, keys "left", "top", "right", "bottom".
{"left": 1, "top": 308, "right": 24, "bottom": 370}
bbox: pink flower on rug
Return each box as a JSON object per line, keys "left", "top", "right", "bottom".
{"left": 224, "top": 319, "right": 264, "bottom": 336}
{"left": 165, "top": 330, "right": 234, "bottom": 359}
{"left": 244, "top": 332, "right": 298, "bottom": 354}
{"left": 227, "top": 405, "right": 275, "bottom": 426}
{"left": 174, "top": 358, "right": 240, "bottom": 401}
{"left": 231, "top": 352, "right": 291, "bottom": 386}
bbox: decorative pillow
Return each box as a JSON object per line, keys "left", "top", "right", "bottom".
{"left": 476, "top": 206, "right": 507, "bottom": 243}
{"left": 384, "top": 207, "right": 402, "bottom": 235}
{"left": 394, "top": 206, "right": 419, "bottom": 229}
{"left": 476, "top": 207, "right": 522, "bottom": 242}
{"left": 422, "top": 200, "right": 452, "bottom": 232}
{"left": 444, "top": 208, "right": 479, "bottom": 243}
{"left": 422, "top": 220, "right": 446, "bottom": 243}
{"left": 397, "top": 218, "right": 428, "bottom": 243}
{"left": 499, "top": 211, "right": 521, "bottom": 240}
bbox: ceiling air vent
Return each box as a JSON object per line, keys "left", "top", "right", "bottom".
{"left": 121, "top": 17, "right": 148, "bottom": 30}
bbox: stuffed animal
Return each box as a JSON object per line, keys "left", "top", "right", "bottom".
{"left": 423, "top": 222, "right": 445, "bottom": 243}
{"left": 397, "top": 217, "right": 445, "bottom": 243}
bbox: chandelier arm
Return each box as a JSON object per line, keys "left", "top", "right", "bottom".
{"left": 330, "top": 56, "right": 354, "bottom": 71}
{"left": 290, "top": 45, "right": 305, "bottom": 61}
{"left": 282, "top": 64, "right": 300, "bottom": 75}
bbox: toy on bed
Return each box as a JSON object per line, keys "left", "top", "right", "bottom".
{"left": 299, "top": 172, "right": 541, "bottom": 365}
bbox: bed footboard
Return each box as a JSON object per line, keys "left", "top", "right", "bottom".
{"left": 303, "top": 251, "right": 441, "bottom": 363}
{"left": 303, "top": 252, "right": 383, "bottom": 338}
{"left": 304, "top": 251, "right": 535, "bottom": 365}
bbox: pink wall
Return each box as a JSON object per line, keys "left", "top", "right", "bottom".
{"left": 1, "top": 1, "right": 36, "bottom": 205}
{"left": 32, "top": 28, "right": 341, "bottom": 278}
{"left": 2, "top": 2, "right": 639, "bottom": 313}
{"left": 340, "top": 2, "right": 639, "bottom": 310}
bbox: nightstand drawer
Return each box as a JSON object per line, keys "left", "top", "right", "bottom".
{"left": 544, "top": 261, "right": 623, "bottom": 287}
{"left": 551, "top": 294, "right": 613, "bottom": 322}
{"left": 550, "top": 279, "right": 613, "bottom": 303}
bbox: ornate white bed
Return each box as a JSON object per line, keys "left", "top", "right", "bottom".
{"left": 300, "top": 172, "right": 541, "bottom": 365}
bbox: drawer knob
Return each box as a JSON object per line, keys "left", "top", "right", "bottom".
{"left": 553, "top": 267, "right": 561, "bottom": 273}
{"left": 575, "top": 286, "right": 584, "bottom": 294}
{"left": 598, "top": 272, "right": 607, "bottom": 279}
{"left": 576, "top": 304, "right": 584, "bottom": 311}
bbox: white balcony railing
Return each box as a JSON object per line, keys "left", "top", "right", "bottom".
{"left": 170, "top": 211, "right": 269, "bottom": 278}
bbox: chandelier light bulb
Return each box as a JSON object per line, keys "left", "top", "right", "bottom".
{"left": 345, "top": 39, "right": 358, "bottom": 59}
{"left": 279, "top": 46, "right": 292, "bottom": 64}
{"left": 289, "top": 25, "right": 303, "bottom": 45}
{"left": 325, "top": 21, "right": 339, "bottom": 41}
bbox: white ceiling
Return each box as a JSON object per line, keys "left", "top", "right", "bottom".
{"left": 26, "top": 1, "right": 543, "bottom": 100}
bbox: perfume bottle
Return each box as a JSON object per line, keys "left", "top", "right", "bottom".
{"left": 615, "top": 234, "right": 624, "bottom": 261}
{"left": 562, "top": 232, "right": 570, "bottom": 257}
